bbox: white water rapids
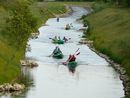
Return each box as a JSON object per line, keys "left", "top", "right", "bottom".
{"left": 1, "top": 6, "right": 124, "bottom": 98}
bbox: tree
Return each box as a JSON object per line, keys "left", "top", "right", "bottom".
{"left": 5, "top": 0, "right": 37, "bottom": 47}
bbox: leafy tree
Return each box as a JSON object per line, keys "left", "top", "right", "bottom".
{"left": 5, "top": 0, "right": 37, "bottom": 47}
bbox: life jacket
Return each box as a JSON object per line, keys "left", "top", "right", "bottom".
{"left": 68, "top": 55, "right": 76, "bottom": 62}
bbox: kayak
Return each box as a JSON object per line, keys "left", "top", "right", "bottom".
{"left": 67, "top": 61, "right": 77, "bottom": 72}
{"left": 52, "top": 52, "right": 63, "bottom": 59}
{"left": 65, "top": 24, "right": 71, "bottom": 30}
{"left": 52, "top": 39, "right": 64, "bottom": 44}
{"left": 65, "top": 26, "right": 70, "bottom": 30}
{"left": 52, "top": 46, "right": 63, "bottom": 59}
{"left": 52, "top": 47, "right": 63, "bottom": 59}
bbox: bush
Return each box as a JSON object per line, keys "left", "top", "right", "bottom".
{"left": 92, "top": 2, "right": 109, "bottom": 12}
{"left": 4, "top": 0, "right": 37, "bottom": 47}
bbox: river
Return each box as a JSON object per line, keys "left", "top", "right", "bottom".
{"left": 1, "top": 6, "right": 124, "bottom": 98}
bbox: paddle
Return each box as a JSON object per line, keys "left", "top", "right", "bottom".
{"left": 76, "top": 52, "right": 80, "bottom": 56}
{"left": 49, "top": 37, "right": 57, "bottom": 40}
{"left": 49, "top": 37, "right": 53, "bottom": 39}
{"left": 49, "top": 37, "right": 57, "bottom": 42}
{"left": 67, "top": 38, "right": 71, "bottom": 41}
{"left": 72, "top": 48, "right": 80, "bottom": 55}
{"left": 48, "top": 54, "right": 53, "bottom": 57}
{"left": 70, "top": 23, "right": 73, "bottom": 27}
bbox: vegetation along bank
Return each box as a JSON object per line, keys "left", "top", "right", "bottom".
{"left": 0, "top": 0, "right": 67, "bottom": 84}
{"left": 82, "top": 1, "right": 130, "bottom": 98}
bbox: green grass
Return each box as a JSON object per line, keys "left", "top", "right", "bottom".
{"left": 0, "top": 5, "right": 22, "bottom": 84}
{"left": 84, "top": 7, "right": 130, "bottom": 64}
{"left": 29, "top": 2, "right": 67, "bottom": 27}
{"left": 83, "top": 3, "right": 130, "bottom": 98}
{"left": 0, "top": 1, "right": 68, "bottom": 84}
{"left": 0, "top": 40, "right": 21, "bottom": 83}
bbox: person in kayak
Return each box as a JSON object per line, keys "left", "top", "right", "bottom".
{"left": 52, "top": 36, "right": 58, "bottom": 41}
{"left": 66, "top": 24, "right": 70, "bottom": 28}
{"left": 63, "top": 36, "right": 68, "bottom": 42}
{"left": 57, "top": 17, "right": 59, "bottom": 22}
{"left": 58, "top": 36, "right": 61, "bottom": 40}
{"left": 53, "top": 46, "right": 61, "bottom": 54}
{"left": 67, "top": 54, "right": 76, "bottom": 62}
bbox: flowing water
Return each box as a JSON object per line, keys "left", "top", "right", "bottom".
{"left": 1, "top": 7, "right": 124, "bottom": 98}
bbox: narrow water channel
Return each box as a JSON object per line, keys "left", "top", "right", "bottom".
{"left": 1, "top": 6, "right": 124, "bottom": 98}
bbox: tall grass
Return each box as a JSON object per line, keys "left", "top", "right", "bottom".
{"left": 83, "top": 4, "right": 130, "bottom": 97}
{"left": 29, "top": 2, "right": 67, "bottom": 27}
{"left": 0, "top": 1, "right": 67, "bottom": 84}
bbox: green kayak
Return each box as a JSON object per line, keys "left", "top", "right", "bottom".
{"left": 52, "top": 39, "right": 64, "bottom": 44}
{"left": 52, "top": 52, "right": 63, "bottom": 59}
{"left": 52, "top": 46, "right": 63, "bottom": 59}
{"left": 67, "top": 61, "right": 77, "bottom": 72}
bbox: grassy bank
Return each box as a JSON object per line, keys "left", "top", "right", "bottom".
{"left": 30, "top": 2, "right": 67, "bottom": 26}
{"left": 83, "top": 3, "right": 130, "bottom": 97}
{"left": 30, "top": 1, "right": 92, "bottom": 26}
{"left": 0, "top": 2, "right": 67, "bottom": 84}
